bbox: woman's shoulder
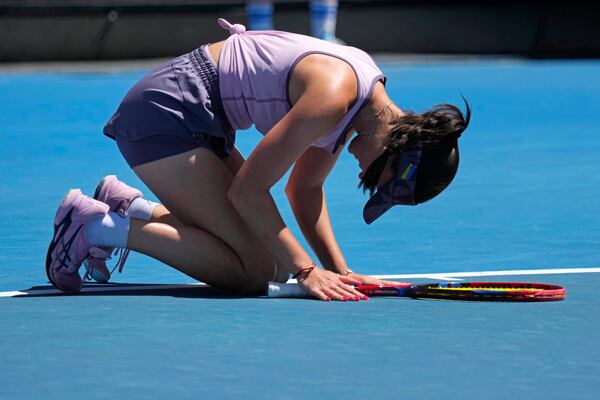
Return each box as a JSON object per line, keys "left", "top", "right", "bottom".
{"left": 288, "top": 53, "right": 358, "bottom": 110}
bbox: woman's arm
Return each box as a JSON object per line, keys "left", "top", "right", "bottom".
{"left": 285, "top": 145, "right": 348, "bottom": 274}
{"left": 227, "top": 82, "right": 346, "bottom": 274}
{"left": 227, "top": 68, "right": 363, "bottom": 300}
{"left": 285, "top": 146, "right": 404, "bottom": 287}
{"left": 223, "top": 146, "right": 246, "bottom": 177}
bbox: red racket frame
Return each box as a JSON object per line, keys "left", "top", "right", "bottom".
{"left": 356, "top": 282, "right": 566, "bottom": 302}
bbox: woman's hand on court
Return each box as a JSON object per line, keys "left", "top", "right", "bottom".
{"left": 298, "top": 268, "right": 365, "bottom": 301}
{"left": 345, "top": 272, "right": 401, "bottom": 287}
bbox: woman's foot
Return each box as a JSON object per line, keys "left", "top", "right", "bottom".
{"left": 46, "top": 189, "right": 111, "bottom": 293}
{"left": 93, "top": 175, "right": 143, "bottom": 216}
{"left": 83, "top": 175, "right": 143, "bottom": 283}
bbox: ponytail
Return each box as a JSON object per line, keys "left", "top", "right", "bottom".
{"left": 359, "top": 97, "right": 471, "bottom": 197}
{"left": 390, "top": 97, "right": 471, "bottom": 150}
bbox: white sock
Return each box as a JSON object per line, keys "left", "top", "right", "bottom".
{"left": 310, "top": 0, "right": 338, "bottom": 41}
{"left": 127, "top": 198, "right": 158, "bottom": 221}
{"left": 84, "top": 212, "right": 130, "bottom": 249}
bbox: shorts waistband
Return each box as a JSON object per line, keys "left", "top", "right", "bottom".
{"left": 189, "top": 46, "right": 233, "bottom": 134}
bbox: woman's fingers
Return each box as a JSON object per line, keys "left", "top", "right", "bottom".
{"left": 339, "top": 274, "right": 362, "bottom": 286}
{"left": 300, "top": 268, "right": 371, "bottom": 301}
{"left": 347, "top": 273, "right": 409, "bottom": 287}
{"left": 301, "top": 280, "right": 338, "bottom": 301}
{"left": 323, "top": 287, "right": 350, "bottom": 301}
{"left": 325, "top": 275, "right": 367, "bottom": 300}
{"left": 309, "top": 282, "right": 363, "bottom": 301}
{"left": 327, "top": 285, "right": 355, "bottom": 301}
{"left": 310, "top": 288, "right": 331, "bottom": 301}
{"left": 332, "top": 285, "right": 366, "bottom": 301}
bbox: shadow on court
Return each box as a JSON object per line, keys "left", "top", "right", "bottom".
{"left": 11, "top": 283, "right": 255, "bottom": 299}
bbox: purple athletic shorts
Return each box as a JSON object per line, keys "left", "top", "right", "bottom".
{"left": 103, "top": 45, "right": 235, "bottom": 168}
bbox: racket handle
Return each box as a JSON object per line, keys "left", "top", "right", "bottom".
{"left": 267, "top": 282, "right": 312, "bottom": 298}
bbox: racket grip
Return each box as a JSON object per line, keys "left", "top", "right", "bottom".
{"left": 267, "top": 282, "right": 313, "bottom": 298}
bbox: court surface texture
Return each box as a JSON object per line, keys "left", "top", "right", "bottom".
{"left": 1, "top": 56, "right": 599, "bottom": 399}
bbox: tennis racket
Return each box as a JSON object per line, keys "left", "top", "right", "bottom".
{"left": 268, "top": 281, "right": 566, "bottom": 302}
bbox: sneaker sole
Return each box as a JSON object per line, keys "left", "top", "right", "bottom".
{"left": 45, "top": 190, "right": 80, "bottom": 291}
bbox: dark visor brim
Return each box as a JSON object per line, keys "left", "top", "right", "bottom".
{"left": 361, "top": 145, "right": 422, "bottom": 224}
{"left": 363, "top": 191, "right": 394, "bottom": 224}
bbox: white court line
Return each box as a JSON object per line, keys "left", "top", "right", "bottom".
{"left": 375, "top": 267, "right": 600, "bottom": 280}
{"left": 1, "top": 267, "right": 599, "bottom": 298}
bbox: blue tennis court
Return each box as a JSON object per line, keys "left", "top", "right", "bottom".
{"left": 1, "top": 57, "right": 599, "bottom": 399}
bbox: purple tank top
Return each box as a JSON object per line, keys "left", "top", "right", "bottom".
{"left": 215, "top": 19, "right": 386, "bottom": 154}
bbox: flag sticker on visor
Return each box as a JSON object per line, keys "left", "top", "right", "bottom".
{"left": 401, "top": 163, "right": 417, "bottom": 180}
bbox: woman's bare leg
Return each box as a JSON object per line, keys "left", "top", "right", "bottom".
{"left": 124, "top": 146, "right": 276, "bottom": 294}
{"left": 141, "top": 147, "right": 245, "bottom": 227}
{"left": 126, "top": 219, "right": 251, "bottom": 291}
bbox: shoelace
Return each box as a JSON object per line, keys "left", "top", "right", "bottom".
{"left": 82, "top": 247, "right": 131, "bottom": 282}
{"left": 112, "top": 248, "right": 130, "bottom": 274}
{"left": 82, "top": 246, "right": 113, "bottom": 282}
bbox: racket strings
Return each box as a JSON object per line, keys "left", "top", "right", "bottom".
{"left": 431, "top": 286, "right": 545, "bottom": 292}
{"left": 411, "top": 282, "right": 566, "bottom": 301}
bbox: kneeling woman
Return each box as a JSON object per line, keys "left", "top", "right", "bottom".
{"left": 46, "top": 19, "right": 470, "bottom": 301}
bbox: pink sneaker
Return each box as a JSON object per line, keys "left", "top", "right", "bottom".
{"left": 83, "top": 175, "right": 143, "bottom": 283}
{"left": 93, "top": 175, "right": 143, "bottom": 217}
{"left": 46, "top": 189, "right": 111, "bottom": 293}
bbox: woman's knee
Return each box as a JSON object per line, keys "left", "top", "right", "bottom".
{"left": 191, "top": 253, "right": 273, "bottom": 295}
{"left": 213, "top": 271, "right": 269, "bottom": 295}
{"left": 236, "top": 275, "right": 270, "bottom": 295}
{"left": 234, "top": 257, "right": 276, "bottom": 295}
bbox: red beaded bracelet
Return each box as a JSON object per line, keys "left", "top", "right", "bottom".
{"left": 292, "top": 263, "right": 317, "bottom": 279}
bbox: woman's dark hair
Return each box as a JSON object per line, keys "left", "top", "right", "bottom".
{"left": 359, "top": 97, "right": 471, "bottom": 204}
